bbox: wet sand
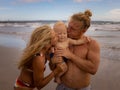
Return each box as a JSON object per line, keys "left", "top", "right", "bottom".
{"left": 0, "top": 46, "right": 120, "bottom": 90}
{"left": 0, "top": 45, "right": 57, "bottom": 90}
{"left": 0, "top": 45, "right": 21, "bottom": 90}
{"left": 0, "top": 45, "right": 120, "bottom": 90}
{"left": 91, "top": 59, "right": 120, "bottom": 90}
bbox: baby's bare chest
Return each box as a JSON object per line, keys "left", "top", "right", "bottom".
{"left": 56, "top": 42, "right": 69, "bottom": 49}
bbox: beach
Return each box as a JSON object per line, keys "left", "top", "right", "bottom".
{"left": 0, "top": 22, "right": 120, "bottom": 90}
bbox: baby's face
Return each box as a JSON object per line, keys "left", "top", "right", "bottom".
{"left": 54, "top": 25, "right": 67, "bottom": 42}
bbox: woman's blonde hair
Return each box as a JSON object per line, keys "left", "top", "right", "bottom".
{"left": 71, "top": 9, "right": 92, "bottom": 29}
{"left": 18, "top": 25, "right": 52, "bottom": 69}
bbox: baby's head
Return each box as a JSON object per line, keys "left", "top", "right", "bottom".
{"left": 53, "top": 21, "right": 67, "bottom": 33}
{"left": 53, "top": 21, "right": 67, "bottom": 42}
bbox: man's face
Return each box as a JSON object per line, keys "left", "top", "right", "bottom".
{"left": 67, "top": 20, "right": 84, "bottom": 39}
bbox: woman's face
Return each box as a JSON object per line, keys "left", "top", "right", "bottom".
{"left": 50, "top": 30, "right": 58, "bottom": 46}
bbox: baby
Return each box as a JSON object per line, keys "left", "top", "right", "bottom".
{"left": 52, "top": 21, "right": 89, "bottom": 84}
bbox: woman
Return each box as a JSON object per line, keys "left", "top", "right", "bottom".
{"left": 14, "top": 25, "right": 63, "bottom": 90}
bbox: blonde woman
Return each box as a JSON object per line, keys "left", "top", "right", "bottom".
{"left": 14, "top": 25, "right": 63, "bottom": 90}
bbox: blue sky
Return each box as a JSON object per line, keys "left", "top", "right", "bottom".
{"left": 0, "top": 0, "right": 120, "bottom": 21}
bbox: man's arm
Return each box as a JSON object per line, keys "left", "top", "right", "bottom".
{"left": 56, "top": 39, "right": 100, "bottom": 75}
{"left": 69, "top": 40, "right": 100, "bottom": 75}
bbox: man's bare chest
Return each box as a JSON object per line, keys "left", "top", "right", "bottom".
{"left": 70, "top": 44, "right": 89, "bottom": 58}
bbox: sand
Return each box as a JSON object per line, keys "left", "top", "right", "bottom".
{"left": 0, "top": 45, "right": 120, "bottom": 90}
{"left": 0, "top": 45, "right": 21, "bottom": 90}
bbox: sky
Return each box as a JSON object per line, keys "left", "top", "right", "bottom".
{"left": 0, "top": 0, "right": 120, "bottom": 21}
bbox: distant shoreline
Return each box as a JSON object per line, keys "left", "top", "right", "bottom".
{"left": 0, "top": 20, "right": 120, "bottom": 24}
{"left": 0, "top": 20, "right": 66, "bottom": 23}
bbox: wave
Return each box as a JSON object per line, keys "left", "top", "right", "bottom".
{"left": 95, "top": 29, "right": 120, "bottom": 31}
{"left": 0, "top": 22, "right": 55, "bottom": 28}
{"left": 91, "top": 35, "right": 120, "bottom": 38}
{"left": 92, "top": 24, "right": 120, "bottom": 31}
{"left": 103, "top": 46, "right": 120, "bottom": 50}
{"left": 109, "top": 46, "right": 120, "bottom": 50}
{"left": 0, "top": 23, "right": 42, "bottom": 28}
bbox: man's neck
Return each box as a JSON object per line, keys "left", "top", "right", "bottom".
{"left": 73, "top": 35, "right": 84, "bottom": 40}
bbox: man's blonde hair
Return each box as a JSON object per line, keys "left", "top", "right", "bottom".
{"left": 18, "top": 25, "right": 52, "bottom": 69}
{"left": 71, "top": 9, "right": 92, "bottom": 29}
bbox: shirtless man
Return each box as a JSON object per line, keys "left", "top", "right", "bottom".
{"left": 52, "top": 21, "right": 89, "bottom": 84}
{"left": 50, "top": 10, "right": 100, "bottom": 90}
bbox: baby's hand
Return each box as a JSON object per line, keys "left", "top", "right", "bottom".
{"left": 86, "top": 36, "right": 91, "bottom": 42}
{"left": 83, "top": 36, "right": 91, "bottom": 43}
{"left": 51, "top": 56, "right": 63, "bottom": 64}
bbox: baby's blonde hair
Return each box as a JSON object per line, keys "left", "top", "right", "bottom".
{"left": 53, "top": 21, "right": 67, "bottom": 32}
{"left": 18, "top": 25, "right": 52, "bottom": 69}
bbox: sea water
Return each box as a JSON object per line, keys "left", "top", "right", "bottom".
{"left": 0, "top": 22, "right": 120, "bottom": 60}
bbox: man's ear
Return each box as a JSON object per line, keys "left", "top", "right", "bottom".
{"left": 83, "top": 29, "right": 87, "bottom": 33}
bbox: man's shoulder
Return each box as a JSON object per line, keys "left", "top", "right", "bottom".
{"left": 88, "top": 37, "right": 100, "bottom": 50}
{"left": 86, "top": 36, "right": 99, "bottom": 44}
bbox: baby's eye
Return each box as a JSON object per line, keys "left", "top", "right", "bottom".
{"left": 59, "top": 33, "right": 62, "bottom": 34}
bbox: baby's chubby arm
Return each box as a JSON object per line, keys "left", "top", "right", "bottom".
{"left": 68, "top": 36, "right": 90, "bottom": 45}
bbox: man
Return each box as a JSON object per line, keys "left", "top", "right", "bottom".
{"left": 50, "top": 10, "right": 100, "bottom": 90}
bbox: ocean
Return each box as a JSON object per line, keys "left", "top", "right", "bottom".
{"left": 0, "top": 21, "right": 120, "bottom": 60}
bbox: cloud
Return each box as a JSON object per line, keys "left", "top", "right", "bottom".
{"left": 109, "top": 9, "right": 120, "bottom": 15}
{"left": 74, "top": 0, "right": 82, "bottom": 2}
{"left": 0, "top": 7, "right": 11, "bottom": 10}
{"left": 108, "top": 9, "right": 120, "bottom": 21}
{"left": 95, "top": 9, "right": 120, "bottom": 21}
{"left": 74, "top": 0, "right": 101, "bottom": 3}
{"left": 12, "top": 0, "right": 53, "bottom": 5}
{"left": 17, "top": 0, "right": 52, "bottom": 3}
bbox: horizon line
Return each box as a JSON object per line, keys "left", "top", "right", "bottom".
{"left": 0, "top": 20, "right": 120, "bottom": 23}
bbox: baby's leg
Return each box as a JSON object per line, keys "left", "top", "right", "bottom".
{"left": 55, "top": 62, "right": 67, "bottom": 84}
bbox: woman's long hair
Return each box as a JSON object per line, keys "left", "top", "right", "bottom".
{"left": 18, "top": 25, "right": 52, "bottom": 69}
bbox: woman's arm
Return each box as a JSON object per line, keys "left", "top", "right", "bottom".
{"left": 32, "top": 56, "right": 63, "bottom": 89}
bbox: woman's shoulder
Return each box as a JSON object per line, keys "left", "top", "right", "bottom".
{"left": 33, "top": 53, "right": 45, "bottom": 63}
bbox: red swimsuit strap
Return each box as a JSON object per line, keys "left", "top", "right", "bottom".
{"left": 16, "top": 79, "right": 34, "bottom": 88}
